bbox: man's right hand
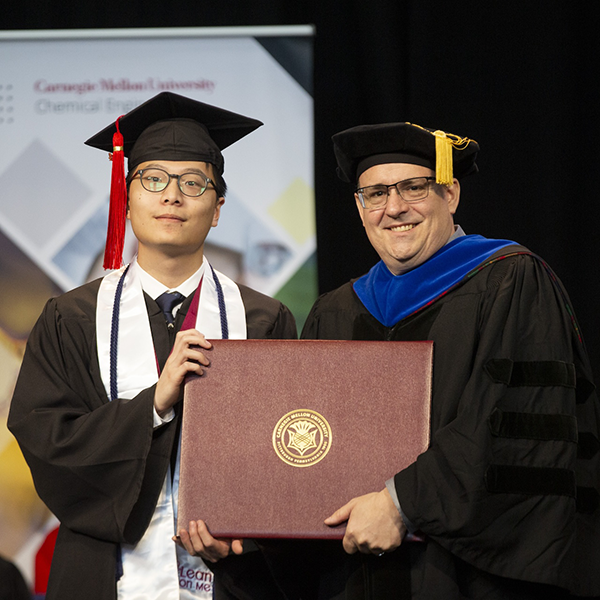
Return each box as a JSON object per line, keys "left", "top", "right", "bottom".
{"left": 174, "top": 520, "right": 244, "bottom": 563}
{"left": 154, "top": 329, "right": 211, "bottom": 416}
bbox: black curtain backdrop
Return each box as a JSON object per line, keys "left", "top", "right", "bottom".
{"left": 4, "top": 1, "right": 600, "bottom": 379}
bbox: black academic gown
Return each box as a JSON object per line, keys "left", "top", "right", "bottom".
{"left": 298, "top": 248, "right": 600, "bottom": 600}
{"left": 0, "top": 556, "right": 31, "bottom": 600}
{"left": 8, "top": 277, "right": 297, "bottom": 600}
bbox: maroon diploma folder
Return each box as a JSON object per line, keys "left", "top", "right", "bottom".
{"left": 178, "top": 339, "right": 432, "bottom": 539}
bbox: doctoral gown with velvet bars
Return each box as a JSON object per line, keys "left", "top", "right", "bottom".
{"left": 298, "top": 247, "right": 600, "bottom": 600}
{"left": 8, "top": 278, "right": 297, "bottom": 600}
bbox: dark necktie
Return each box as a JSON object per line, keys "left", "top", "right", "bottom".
{"left": 155, "top": 291, "right": 186, "bottom": 326}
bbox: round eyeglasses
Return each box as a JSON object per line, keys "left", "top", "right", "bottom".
{"left": 356, "top": 176, "right": 436, "bottom": 209}
{"left": 134, "top": 167, "right": 215, "bottom": 198}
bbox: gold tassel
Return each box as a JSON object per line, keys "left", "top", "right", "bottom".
{"left": 407, "top": 123, "right": 475, "bottom": 184}
{"left": 434, "top": 130, "right": 453, "bottom": 185}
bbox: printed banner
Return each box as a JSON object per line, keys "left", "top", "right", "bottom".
{"left": 0, "top": 26, "right": 315, "bottom": 593}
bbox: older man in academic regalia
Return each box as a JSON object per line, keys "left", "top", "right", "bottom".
{"left": 287, "top": 123, "right": 600, "bottom": 600}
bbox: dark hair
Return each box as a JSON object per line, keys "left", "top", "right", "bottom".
{"left": 211, "top": 168, "right": 227, "bottom": 198}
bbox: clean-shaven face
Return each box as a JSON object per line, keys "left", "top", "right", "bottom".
{"left": 127, "top": 160, "right": 224, "bottom": 260}
{"left": 355, "top": 163, "right": 460, "bottom": 276}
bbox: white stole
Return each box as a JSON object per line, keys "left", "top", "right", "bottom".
{"left": 96, "top": 257, "right": 246, "bottom": 599}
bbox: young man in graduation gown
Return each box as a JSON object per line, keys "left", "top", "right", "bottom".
{"left": 297, "top": 123, "right": 600, "bottom": 599}
{"left": 8, "top": 92, "right": 296, "bottom": 600}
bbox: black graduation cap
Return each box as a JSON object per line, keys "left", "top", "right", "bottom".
{"left": 85, "top": 91, "right": 263, "bottom": 175}
{"left": 332, "top": 122, "right": 479, "bottom": 186}
{"left": 86, "top": 91, "right": 263, "bottom": 270}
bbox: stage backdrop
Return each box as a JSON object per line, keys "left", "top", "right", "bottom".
{"left": 0, "top": 25, "right": 315, "bottom": 591}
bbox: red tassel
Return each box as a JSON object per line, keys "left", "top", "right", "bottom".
{"left": 103, "top": 116, "right": 127, "bottom": 270}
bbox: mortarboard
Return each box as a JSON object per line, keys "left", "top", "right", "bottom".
{"left": 332, "top": 122, "right": 479, "bottom": 186}
{"left": 85, "top": 92, "right": 263, "bottom": 270}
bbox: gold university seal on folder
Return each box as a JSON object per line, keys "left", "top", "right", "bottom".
{"left": 272, "top": 409, "right": 332, "bottom": 467}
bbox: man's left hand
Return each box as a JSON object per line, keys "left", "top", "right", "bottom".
{"left": 324, "top": 488, "right": 406, "bottom": 555}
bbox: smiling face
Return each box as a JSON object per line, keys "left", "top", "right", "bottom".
{"left": 355, "top": 163, "right": 460, "bottom": 275}
{"left": 127, "top": 160, "right": 224, "bottom": 264}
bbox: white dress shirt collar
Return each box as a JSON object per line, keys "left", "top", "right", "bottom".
{"left": 136, "top": 261, "right": 205, "bottom": 301}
